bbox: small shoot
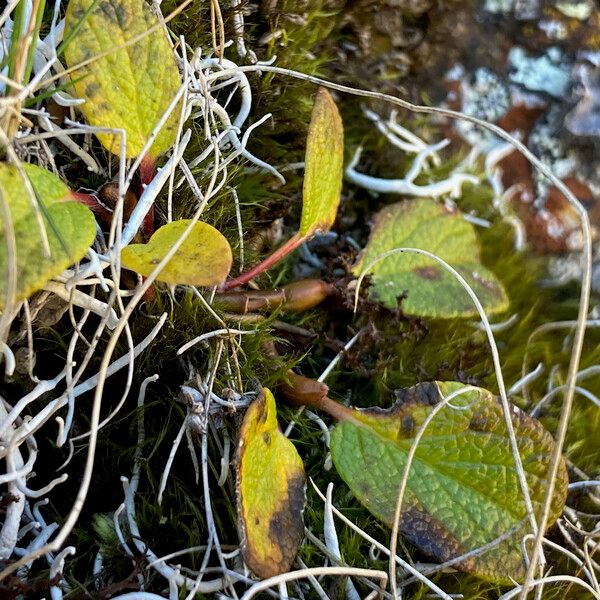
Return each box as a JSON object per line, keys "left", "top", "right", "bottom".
{"left": 120, "top": 220, "right": 232, "bottom": 286}
{"left": 0, "top": 163, "right": 96, "bottom": 309}
{"left": 223, "top": 88, "right": 344, "bottom": 289}
{"left": 214, "top": 278, "right": 334, "bottom": 314}
{"left": 353, "top": 199, "right": 508, "bottom": 317}
{"left": 63, "top": 0, "right": 183, "bottom": 178}
{"left": 236, "top": 388, "right": 306, "bottom": 578}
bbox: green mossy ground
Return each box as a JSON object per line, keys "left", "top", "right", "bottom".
{"left": 3, "top": 1, "right": 599, "bottom": 598}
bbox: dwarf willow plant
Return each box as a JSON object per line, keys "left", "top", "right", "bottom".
{"left": 237, "top": 381, "right": 567, "bottom": 584}
{"left": 0, "top": 0, "right": 575, "bottom": 593}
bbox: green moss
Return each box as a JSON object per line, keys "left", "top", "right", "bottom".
{"left": 8, "top": 0, "right": 599, "bottom": 596}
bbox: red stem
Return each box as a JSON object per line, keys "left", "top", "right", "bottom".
{"left": 222, "top": 233, "right": 306, "bottom": 290}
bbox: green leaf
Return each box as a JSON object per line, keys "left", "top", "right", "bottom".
{"left": 64, "top": 0, "right": 182, "bottom": 159}
{"left": 330, "top": 381, "right": 568, "bottom": 584}
{"left": 120, "top": 219, "right": 232, "bottom": 286}
{"left": 236, "top": 388, "right": 306, "bottom": 578}
{"left": 352, "top": 200, "right": 508, "bottom": 318}
{"left": 299, "top": 87, "right": 344, "bottom": 238}
{"left": 0, "top": 163, "right": 96, "bottom": 308}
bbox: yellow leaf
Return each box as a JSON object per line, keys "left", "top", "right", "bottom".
{"left": 299, "top": 88, "right": 344, "bottom": 237}
{"left": 64, "top": 0, "right": 182, "bottom": 159}
{"left": 236, "top": 388, "right": 306, "bottom": 578}
{"left": 121, "top": 220, "right": 232, "bottom": 286}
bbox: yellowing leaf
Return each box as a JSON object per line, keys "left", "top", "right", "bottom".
{"left": 236, "top": 388, "right": 306, "bottom": 578}
{"left": 120, "top": 219, "right": 232, "bottom": 286}
{"left": 353, "top": 199, "right": 508, "bottom": 317}
{"left": 0, "top": 163, "right": 96, "bottom": 308}
{"left": 299, "top": 88, "right": 344, "bottom": 237}
{"left": 64, "top": 0, "right": 182, "bottom": 159}
{"left": 330, "top": 381, "right": 568, "bottom": 584}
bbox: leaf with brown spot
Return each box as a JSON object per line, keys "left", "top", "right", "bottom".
{"left": 330, "top": 381, "right": 568, "bottom": 584}
{"left": 236, "top": 388, "right": 306, "bottom": 578}
{"left": 64, "top": 0, "right": 182, "bottom": 159}
{"left": 353, "top": 199, "right": 508, "bottom": 318}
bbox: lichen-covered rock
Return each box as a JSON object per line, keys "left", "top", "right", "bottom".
{"left": 565, "top": 61, "right": 600, "bottom": 140}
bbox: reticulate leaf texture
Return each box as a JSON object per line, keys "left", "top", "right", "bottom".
{"left": 236, "top": 388, "right": 306, "bottom": 578}
{"left": 330, "top": 381, "right": 568, "bottom": 584}
{"left": 0, "top": 163, "right": 96, "bottom": 308}
{"left": 299, "top": 88, "right": 344, "bottom": 237}
{"left": 353, "top": 200, "right": 508, "bottom": 317}
{"left": 64, "top": 0, "right": 182, "bottom": 158}
{"left": 120, "top": 219, "right": 232, "bottom": 286}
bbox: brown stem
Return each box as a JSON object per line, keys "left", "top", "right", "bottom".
{"left": 277, "top": 371, "right": 355, "bottom": 422}
{"left": 216, "top": 289, "right": 286, "bottom": 313}
{"left": 275, "top": 278, "right": 335, "bottom": 312}
{"left": 215, "top": 278, "right": 334, "bottom": 313}
{"left": 262, "top": 340, "right": 356, "bottom": 423}
{"left": 222, "top": 233, "right": 305, "bottom": 290}
{"left": 277, "top": 371, "right": 328, "bottom": 409}
{"left": 316, "top": 394, "right": 357, "bottom": 422}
